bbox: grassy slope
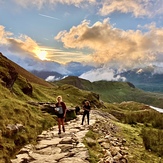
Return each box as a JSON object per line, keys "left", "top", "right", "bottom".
{"left": 0, "top": 75, "right": 101, "bottom": 162}
{"left": 0, "top": 81, "right": 56, "bottom": 161}
{"left": 0, "top": 54, "right": 100, "bottom": 161}
{"left": 1, "top": 54, "right": 163, "bottom": 162}
{"left": 0, "top": 80, "right": 101, "bottom": 162}
{"left": 54, "top": 77, "right": 163, "bottom": 162}
{"left": 85, "top": 102, "right": 163, "bottom": 163}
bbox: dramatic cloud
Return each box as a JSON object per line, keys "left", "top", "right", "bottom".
{"left": 11, "top": 0, "right": 163, "bottom": 17}
{"left": 99, "top": 0, "right": 163, "bottom": 17}
{"left": 55, "top": 19, "right": 163, "bottom": 69}
{"left": 12, "top": 0, "right": 96, "bottom": 9}
{"left": 0, "top": 26, "right": 13, "bottom": 45}
{"left": 79, "top": 67, "right": 126, "bottom": 82}
{"left": 0, "top": 25, "right": 45, "bottom": 60}
{"left": 7, "top": 35, "right": 41, "bottom": 58}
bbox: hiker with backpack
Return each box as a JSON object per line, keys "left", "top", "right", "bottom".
{"left": 81, "top": 100, "right": 91, "bottom": 125}
{"left": 55, "top": 95, "right": 67, "bottom": 135}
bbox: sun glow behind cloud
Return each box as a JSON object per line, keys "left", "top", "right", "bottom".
{"left": 1, "top": 0, "right": 163, "bottom": 80}
{"left": 38, "top": 51, "right": 47, "bottom": 61}
{"left": 35, "top": 50, "right": 47, "bottom": 60}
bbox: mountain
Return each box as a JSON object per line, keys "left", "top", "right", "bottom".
{"left": 30, "top": 70, "right": 64, "bottom": 81}
{"left": 0, "top": 52, "right": 101, "bottom": 162}
{"left": 29, "top": 61, "right": 95, "bottom": 81}
{"left": 1, "top": 52, "right": 163, "bottom": 162}
{"left": 0, "top": 53, "right": 52, "bottom": 88}
{"left": 53, "top": 76, "right": 163, "bottom": 108}
{"left": 120, "top": 68, "right": 163, "bottom": 93}
{"left": 29, "top": 64, "right": 163, "bottom": 93}
{"left": 0, "top": 53, "right": 56, "bottom": 161}
{"left": 65, "top": 61, "right": 95, "bottom": 76}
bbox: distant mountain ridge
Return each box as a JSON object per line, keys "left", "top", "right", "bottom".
{"left": 53, "top": 76, "right": 163, "bottom": 108}
{"left": 120, "top": 69, "right": 163, "bottom": 93}
{"left": 29, "top": 67, "right": 163, "bottom": 93}
{"left": 30, "top": 70, "right": 64, "bottom": 81}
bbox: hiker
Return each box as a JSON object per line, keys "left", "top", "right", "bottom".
{"left": 81, "top": 100, "right": 91, "bottom": 125}
{"left": 55, "top": 95, "right": 67, "bottom": 134}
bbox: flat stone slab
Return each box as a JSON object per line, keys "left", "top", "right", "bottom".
{"left": 59, "top": 137, "right": 72, "bottom": 144}
{"left": 11, "top": 153, "right": 30, "bottom": 163}
{"left": 34, "top": 146, "right": 61, "bottom": 155}
{"left": 29, "top": 152, "right": 68, "bottom": 162}
{"left": 59, "top": 157, "right": 89, "bottom": 163}
{"left": 37, "top": 137, "right": 61, "bottom": 146}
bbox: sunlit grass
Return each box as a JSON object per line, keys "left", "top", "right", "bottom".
{"left": 114, "top": 122, "right": 162, "bottom": 163}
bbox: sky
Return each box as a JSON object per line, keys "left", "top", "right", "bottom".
{"left": 0, "top": 0, "right": 163, "bottom": 81}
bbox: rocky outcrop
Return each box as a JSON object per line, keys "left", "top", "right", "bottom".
{"left": 28, "top": 101, "right": 77, "bottom": 121}
{"left": 11, "top": 110, "right": 129, "bottom": 163}
{"left": 0, "top": 53, "right": 34, "bottom": 95}
{"left": 5, "top": 124, "right": 25, "bottom": 138}
{"left": 0, "top": 65, "right": 18, "bottom": 90}
{"left": 21, "top": 80, "right": 33, "bottom": 95}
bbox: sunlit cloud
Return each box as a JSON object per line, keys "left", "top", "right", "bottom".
{"left": 0, "top": 25, "right": 13, "bottom": 45}
{"left": 98, "top": 0, "right": 163, "bottom": 17}
{"left": 46, "top": 49, "right": 92, "bottom": 64}
{"left": 11, "top": 0, "right": 163, "bottom": 18}
{"left": 55, "top": 19, "right": 163, "bottom": 69}
{"left": 1, "top": 25, "right": 92, "bottom": 64}
{"left": 0, "top": 25, "right": 49, "bottom": 60}
{"left": 13, "top": 0, "right": 96, "bottom": 9}
{"left": 79, "top": 67, "right": 126, "bottom": 82}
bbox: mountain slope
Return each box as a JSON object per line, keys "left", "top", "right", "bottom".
{"left": 120, "top": 69, "right": 163, "bottom": 93}
{"left": 54, "top": 76, "right": 163, "bottom": 108}
{"left": 0, "top": 53, "right": 163, "bottom": 162}
{"left": 0, "top": 53, "right": 52, "bottom": 87}
{"left": 0, "top": 53, "right": 102, "bottom": 162}
{"left": 30, "top": 70, "right": 64, "bottom": 81}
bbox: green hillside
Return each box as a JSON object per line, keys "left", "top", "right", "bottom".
{"left": 0, "top": 53, "right": 101, "bottom": 162}
{"left": 0, "top": 53, "right": 163, "bottom": 163}
{"left": 54, "top": 76, "right": 163, "bottom": 108}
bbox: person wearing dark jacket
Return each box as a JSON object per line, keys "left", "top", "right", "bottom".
{"left": 81, "top": 101, "right": 91, "bottom": 125}
{"left": 55, "top": 95, "right": 67, "bottom": 134}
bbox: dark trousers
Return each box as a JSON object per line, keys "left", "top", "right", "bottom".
{"left": 81, "top": 111, "right": 90, "bottom": 125}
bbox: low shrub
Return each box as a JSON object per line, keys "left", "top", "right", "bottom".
{"left": 142, "top": 128, "right": 163, "bottom": 156}
{"left": 121, "top": 110, "right": 163, "bottom": 129}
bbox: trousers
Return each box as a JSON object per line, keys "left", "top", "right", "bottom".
{"left": 81, "top": 111, "right": 90, "bottom": 125}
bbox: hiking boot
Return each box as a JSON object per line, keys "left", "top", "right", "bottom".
{"left": 58, "top": 129, "right": 61, "bottom": 134}
{"left": 62, "top": 126, "right": 65, "bottom": 132}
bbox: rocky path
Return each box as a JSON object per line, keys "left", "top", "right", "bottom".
{"left": 11, "top": 110, "right": 128, "bottom": 163}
